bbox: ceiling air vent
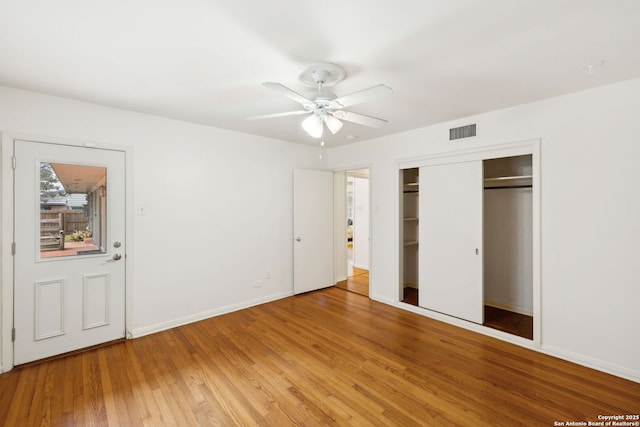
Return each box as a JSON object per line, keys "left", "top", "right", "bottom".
{"left": 449, "top": 124, "right": 476, "bottom": 141}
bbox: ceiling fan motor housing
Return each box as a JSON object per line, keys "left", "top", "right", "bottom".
{"left": 312, "top": 69, "right": 330, "bottom": 85}
{"left": 304, "top": 91, "right": 338, "bottom": 108}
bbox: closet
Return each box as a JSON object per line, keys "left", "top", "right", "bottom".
{"left": 400, "top": 168, "right": 419, "bottom": 306}
{"left": 483, "top": 155, "right": 533, "bottom": 339}
{"left": 399, "top": 146, "right": 536, "bottom": 340}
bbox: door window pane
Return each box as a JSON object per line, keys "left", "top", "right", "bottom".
{"left": 39, "top": 162, "right": 107, "bottom": 258}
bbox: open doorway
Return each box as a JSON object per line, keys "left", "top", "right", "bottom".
{"left": 335, "top": 168, "right": 369, "bottom": 297}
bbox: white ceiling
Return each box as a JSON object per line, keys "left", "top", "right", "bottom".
{"left": 1, "top": 0, "right": 639, "bottom": 147}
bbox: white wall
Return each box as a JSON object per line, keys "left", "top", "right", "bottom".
{"left": 327, "top": 78, "right": 640, "bottom": 382}
{"left": 0, "top": 86, "right": 324, "bottom": 370}
{"left": 484, "top": 187, "right": 533, "bottom": 315}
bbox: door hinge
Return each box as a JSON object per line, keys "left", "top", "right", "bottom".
{"left": 11, "top": 328, "right": 15, "bottom": 342}
{"left": 11, "top": 242, "right": 16, "bottom": 256}
{"left": 11, "top": 156, "right": 16, "bottom": 170}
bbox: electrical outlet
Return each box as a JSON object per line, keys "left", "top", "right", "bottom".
{"left": 266, "top": 270, "right": 271, "bottom": 279}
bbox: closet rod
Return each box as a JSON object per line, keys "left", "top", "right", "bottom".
{"left": 484, "top": 185, "right": 532, "bottom": 190}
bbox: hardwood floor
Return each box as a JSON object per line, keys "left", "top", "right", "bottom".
{"left": 1, "top": 287, "right": 638, "bottom": 426}
{"left": 335, "top": 267, "right": 369, "bottom": 297}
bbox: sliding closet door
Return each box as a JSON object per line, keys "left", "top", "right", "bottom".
{"left": 419, "top": 161, "right": 483, "bottom": 324}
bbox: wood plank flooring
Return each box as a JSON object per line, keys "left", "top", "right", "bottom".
{"left": 1, "top": 287, "right": 638, "bottom": 426}
{"left": 335, "top": 267, "right": 369, "bottom": 297}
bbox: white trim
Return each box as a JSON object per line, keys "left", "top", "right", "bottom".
{"left": 397, "top": 139, "right": 538, "bottom": 169}
{"left": 1, "top": 132, "right": 16, "bottom": 372}
{"left": 540, "top": 345, "right": 640, "bottom": 384}
{"left": 0, "top": 131, "right": 133, "bottom": 373}
{"left": 131, "top": 291, "right": 293, "bottom": 338}
{"left": 484, "top": 300, "right": 533, "bottom": 317}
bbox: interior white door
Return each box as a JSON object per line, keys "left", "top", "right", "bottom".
{"left": 13, "top": 140, "right": 126, "bottom": 364}
{"left": 293, "top": 169, "right": 333, "bottom": 294}
{"left": 419, "top": 161, "right": 483, "bottom": 324}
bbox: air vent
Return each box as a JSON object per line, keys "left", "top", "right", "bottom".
{"left": 449, "top": 124, "right": 476, "bottom": 141}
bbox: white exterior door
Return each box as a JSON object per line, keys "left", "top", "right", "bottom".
{"left": 293, "top": 169, "right": 333, "bottom": 294}
{"left": 419, "top": 161, "right": 483, "bottom": 324}
{"left": 13, "top": 140, "right": 126, "bottom": 364}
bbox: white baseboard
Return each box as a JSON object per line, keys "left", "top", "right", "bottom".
{"left": 485, "top": 300, "right": 533, "bottom": 316}
{"left": 131, "top": 290, "right": 293, "bottom": 338}
{"left": 369, "top": 293, "right": 394, "bottom": 305}
{"left": 541, "top": 345, "right": 640, "bottom": 384}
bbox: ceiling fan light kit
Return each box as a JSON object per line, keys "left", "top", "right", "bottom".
{"left": 252, "top": 62, "right": 392, "bottom": 142}
{"left": 301, "top": 114, "right": 324, "bottom": 138}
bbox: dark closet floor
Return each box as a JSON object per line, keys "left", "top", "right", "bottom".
{"left": 402, "top": 288, "right": 533, "bottom": 340}
{"left": 483, "top": 305, "right": 533, "bottom": 339}
{"left": 402, "top": 287, "right": 418, "bottom": 306}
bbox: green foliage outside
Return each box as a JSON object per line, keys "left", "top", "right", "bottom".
{"left": 40, "top": 162, "right": 66, "bottom": 202}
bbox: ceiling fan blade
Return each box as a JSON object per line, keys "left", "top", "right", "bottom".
{"left": 247, "top": 110, "right": 310, "bottom": 120}
{"left": 324, "top": 115, "right": 343, "bottom": 134}
{"left": 336, "top": 111, "right": 388, "bottom": 128}
{"left": 333, "top": 84, "right": 393, "bottom": 109}
{"left": 263, "top": 82, "right": 313, "bottom": 107}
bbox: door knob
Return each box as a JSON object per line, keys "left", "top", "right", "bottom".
{"left": 295, "top": 237, "right": 302, "bottom": 242}
{"left": 112, "top": 253, "right": 122, "bottom": 261}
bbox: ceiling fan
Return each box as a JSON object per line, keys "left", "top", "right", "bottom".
{"left": 249, "top": 63, "right": 392, "bottom": 139}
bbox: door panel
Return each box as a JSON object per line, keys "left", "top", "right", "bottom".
{"left": 419, "top": 161, "right": 483, "bottom": 324}
{"left": 14, "top": 140, "right": 126, "bottom": 364}
{"left": 293, "top": 169, "right": 333, "bottom": 294}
